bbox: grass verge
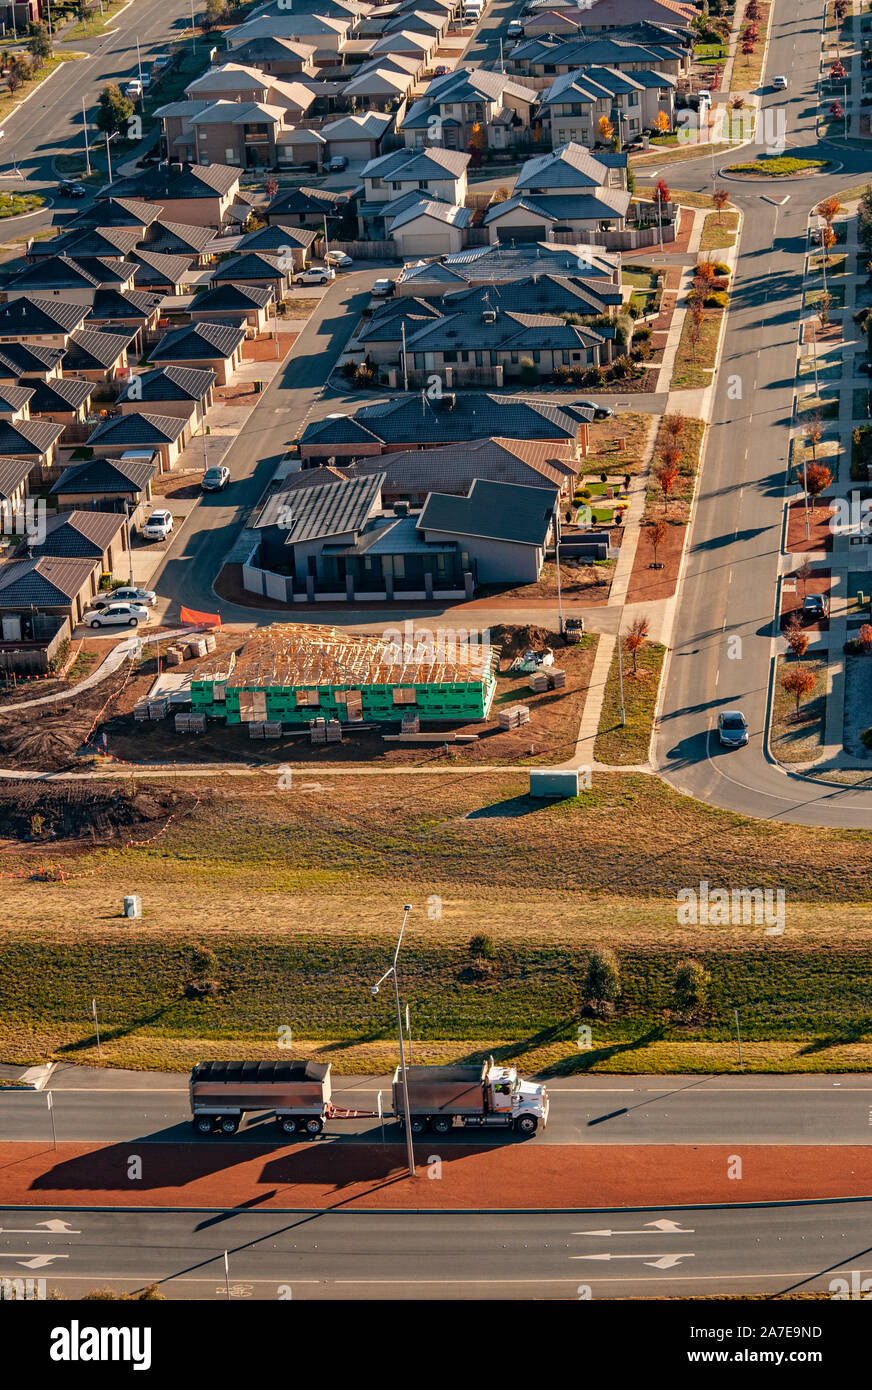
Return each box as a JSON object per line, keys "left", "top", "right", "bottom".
{"left": 594, "top": 640, "right": 665, "bottom": 765}
{"left": 671, "top": 305, "right": 724, "bottom": 389}
{"left": 771, "top": 655, "right": 827, "bottom": 764}
{"left": 700, "top": 210, "right": 739, "bottom": 250}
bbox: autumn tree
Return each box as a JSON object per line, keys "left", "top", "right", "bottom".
{"left": 818, "top": 224, "right": 836, "bottom": 262}
{"left": 5, "top": 60, "right": 23, "bottom": 94}
{"left": 804, "top": 413, "right": 823, "bottom": 460}
{"left": 830, "top": 59, "right": 847, "bottom": 81}
{"left": 649, "top": 518, "right": 668, "bottom": 567}
{"left": 780, "top": 666, "right": 817, "bottom": 715}
{"left": 598, "top": 114, "right": 614, "bottom": 143}
{"left": 795, "top": 557, "right": 814, "bottom": 600}
{"left": 784, "top": 617, "right": 810, "bottom": 658}
{"left": 804, "top": 460, "right": 833, "bottom": 507}
{"left": 818, "top": 290, "right": 832, "bottom": 326}
{"left": 654, "top": 178, "right": 670, "bottom": 205}
{"left": 817, "top": 195, "right": 841, "bottom": 224}
{"left": 664, "top": 410, "right": 686, "bottom": 440}
{"left": 745, "top": 0, "right": 760, "bottom": 17}
{"left": 264, "top": 176, "right": 278, "bottom": 201}
{"left": 624, "top": 614, "right": 650, "bottom": 674}
{"left": 829, "top": 101, "right": 844, "bottom": 122}
{"left": 858, "top": 623, "right": 872, "bottom": 652}
{"left": 654, "top": 109, "right": 670, "bottom": 134}
{"left": 713, "top": 187, "right": 729, "bottom": 222}
{"left": 687, "top": 312, "right": 705, "bottom": 362}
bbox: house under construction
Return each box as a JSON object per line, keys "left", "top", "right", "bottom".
{"left": 190, "top": 623, "right": 499, "bottom": 725}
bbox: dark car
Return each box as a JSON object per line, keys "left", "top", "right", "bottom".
{"left": 58, "top": 180, "right": 87, "bottom": 198}
{"left": 202, "top": 465, "right": 230, "bottom": 491}
{"left": 802, "top": 593, "right": 829, "bottom": 620}
{"left": 717, "top": 710, "right": 749, "bottom": 749}
{"left": 574, "top": 399, "right": 613, "bottom": 421}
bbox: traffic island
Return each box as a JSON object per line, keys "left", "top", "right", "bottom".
{"left": 0, "top": 1141, "right": 870, "bottom": 1211}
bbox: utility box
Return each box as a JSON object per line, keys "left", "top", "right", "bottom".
{"left": 123, "top": 895, "right": 142, "bottom": 919}
{"left": 529, "top": 769, "right": 580, "bottom": 799}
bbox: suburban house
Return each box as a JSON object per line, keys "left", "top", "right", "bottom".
{"left": 266, "top": 185, "right": 349, "bottom": 228}
{"left": 141, "top": 219, "right": 216, "bottom": 262}
{"left": 359, "top": 146, "right": 469, "bottom": 239}
{"left": 25, "top": 225, "right": 142, "bottom": 263}
{"left": 0, "top": 297, "right": 89, "bottom": 348}
{"left": 388, "top": 199, "right": 471, "bottom": 256}
{"left": 27, "top": 377, "right": 95, "bottom": 432}
{"left": 51, "top": 455, "right": 156, "bottom": 522}
{"left": 483, "top": 142, "right": 631, "bottom": 243}
{"left": 249, "top": 470, "right": 558, "bottom": 601}
{"left": 189, "top": 283, "right": 275, "bottom": 334}
{"left": 62, "top": 328, "right": 135, "bottom": 386}
{"left": 563, "top": 0, "right": 696, "bottom": 33}
{"left": 68, "top": 195, "right": 165, "bottom": 233}
{"left": 300, "top": 392, "right": 592, "bottom": 463}
{"left": 155, "top": 98, "right": 307, "bottom": 170}
{"left": 0, "top": 343, "right": 65, "bottom": 383}
{"left": 0, "top": 554, "right": 102, "bottom": 628}
{"left": 224, "top": 13, "right": 354, "bottom": 64}
{"left": 506, "top": 34, "right": 690, "bottom": 80}
{"left": 280, "top": 434, "right": 579, "bottom": 504}
{"left": 401, "top": 68, "right": 539, "bottom": 151}
{"left": 147, "top": 321, "right": 247, "bottom": 387}
{"left": 0, "top": 418, "right": 63, "bottom": 480}
{"left": 183, "top": 62, "right": 318, "bottom": 112}
{"left": 0, "top": 457, "right": 35, "bottom": 516}
{"left": 86, "top": 289, "right": 164, "bottom": 353}
{"left": 396, "top": 240, "right": 622, "bottom": 295}
{"left": 236, "top": 221, "right": 317, "bottom": 269}
{"left": 30, "top": 509, "right": 130, "bottom": 577}
{"left": 114, "top": 365, "right": 216, "bottom": 419}
{"left": 85, "top": 411, "right": 193, "bottom": 475}
{"left": 342, "top": 61, "right": 418, "bottom": 107}
{"left": 0, "top": 384, "right": 33, "bottom": 422}
{"left": 105, "top": 163, "right": 243, "bottom": 230}
{"left": 539, "top": 64, "right": 676, "bottom": 145}
{"left": 131, "top": 249, "right": 193, "bottom": 295}
{"left": 208, "top": 251, "right": 292, "bottom": 302}
{"left": 320, "top": 111, "right": 393, "bottom": 162}
{"left": 2, "top": 255, "right": 139, "bottom": 306}
{"left": 225, "top": 36, "right": 320, "bottom": 76}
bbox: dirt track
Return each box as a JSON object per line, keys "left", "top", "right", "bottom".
{"left": 1, "top": 1142, "right": 869, "bottom": 1210}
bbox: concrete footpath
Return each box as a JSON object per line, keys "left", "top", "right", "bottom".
{"left": 0, "top": 1141, "right": 869, "bottom": 1211}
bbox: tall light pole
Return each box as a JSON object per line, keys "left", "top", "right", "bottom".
{"left": 82, "top": 97, "right": 91, "bottom": 176}
{"left": 554, "top": 498, "right": 564, "bottom": 636}
{"left": 191, "top": 0, "right": 198, "bottom": 54}
{"left": 371, "top": 905, "right": 415, "bottom": 1178}
{"left": 105, "top": 132, "right": 113, "bottom": 186}
{"left": 136, "top": 35, "right": 144, "bottom": 106}
{"left": 616, "top": 622, "right": 626, "bottom": 726}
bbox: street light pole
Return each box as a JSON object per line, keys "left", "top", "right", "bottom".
{"left": 82, "top": 97, "right": 91, "bottom": 176}
{"left": 105, "top": 133, "right": 113, "bottom": 186}
{"left": 554, "top": 500, "right": 564, "bottom": 635}
{"left": 372, "top": 905, "right": 415, "bottom": 1178}
{"left": 616, "top": 624, "right": 626, "bottom": 726}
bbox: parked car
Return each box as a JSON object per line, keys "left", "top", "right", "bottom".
{"left": 86, "top": 602, "right": 150, "bottom": 629}
{"left": 325, "top": 250, "right": 353, "bottom": 269}
{"left": 574, "top": 399, "right": 613, "bottom": 421}
{"left": 371, "top": 277, "right": 395, "bottom": 298}
{"left": 507, "top": 19, "right": 523, "bottom": 35}
{"left": 293, "top": 266, "right": 335, "bottom": 285}
{"left": 772, "top": 75, "right": 788, "bottom": 90}
{"left": 802, "top": 593, "right": 829, "bottom": 620}
{"left": 93, "top": 586, "right": 157, "bottom": 608}
{"left": 125, "top": 79, "right": 142, "bottom": 98}
{"left": 202, "top": 465, "right": 231, "bottom": 491}
{"left": 58, "top": 180, "right": 87, "bottom": 198}
{"left": 141, "top": 509, "right": 173, "bottom": 540}
{"left": 717, "top": 710, "right": 749, "bottom": 748}
{"left": 433, "top": 65, "right": 448, "bottom": 76}
{"left": 326, "top": 155, "right": 348, "bottom": 172}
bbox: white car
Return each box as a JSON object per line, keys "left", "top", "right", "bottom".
{"left": 507, "top": 19, "right": 523, "bottom": 35}
{"left": 325, "top": 250, "right": 353, "bottom": 269}
{"left": 125, "top": 79, "right": 142, "bottom": 98}
{"left": 371, "top": 278, "right": 395, "bottom": 297}
{"left": 94, "top": 586, "right": 157, "bottom": 608}
{"left": 142, "top": 509, "right": 173, "bottom": 541}
{"left": 293, "top": 266, "right": 335, "bottom": 285}
{"left": 772, "top": 75, "right": 788, "bottom": 90}
{"left": 86, "top": 602, "right": 150, "bottom": 629}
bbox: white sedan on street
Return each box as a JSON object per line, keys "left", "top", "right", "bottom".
{"left": 86, "top": 602, "right": 151, "bottom": 629}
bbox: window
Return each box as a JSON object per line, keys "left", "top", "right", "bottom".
{"left": 443, "top": 350, "right": 457, "bottom": 362}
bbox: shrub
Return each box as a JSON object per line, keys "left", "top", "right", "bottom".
{"left": 469, "top": 933, "right": 496, "bottom": 959}
{"left": 711, "top": 261, "right": 730, "bottom": 276}
{"left": 583, "top": 365, "right": 604, "bottom": 387}
{"left": 633, "top": 325, "right": 652, "bottom": 342}
{"left": 705, "top": 290, "right": 728, "bottom": 308}
{"left": 552, "top": 364, "right": 573, "bottom": 383}
{"left": 862, "top": 727, "right": 872, "bottom": 749}
{"left": 518, "top": 355, "right": 539, "bottom": 385}
{"left": 672, "top": 959, "right": 711, "bottom": 1020}
{"left": 580, "top": 947, "right": 621, "bottom": 1017}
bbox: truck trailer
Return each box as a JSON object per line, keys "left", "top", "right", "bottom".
{"left": 189, "top": 1058, "right": 548, "bottom": 1138}
{"left": 394, "top": 1060, "right": 549, "bottom": 1136}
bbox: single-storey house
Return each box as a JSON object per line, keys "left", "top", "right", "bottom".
{"left": 85, "top": 411, "right": 192, "bottom": 475}
{"left": 209, "top": 250, "right": 292, "bottom": 302}
{"left": 115, "top": 364, "right": 215, "bottom": 419}
{"left": 62, "top": 328, "right": 135, "bottom": 386}
{"left": 30, "top": 509, "right": 130, "bottom": 577}
{"left": 0, "top": 457, "right": 35, "bottom": 515}
{"left": 0, "top": 297, "right": 89, "bottom": 349}
{"left": 0, "top": 384, "right": 33, "bottom": 422}
{"left": 27, "top": 377, "right": 95, "bottom": 432}
{"left": 189, "top": 283, "right": 275, "bottom": 334}
{"left": 147, "top": 321, "right": 247, "bottom": 387}
{"left": 0, "top": 554, "right": 101, "bottom": 626}
{"left": 51, "top": 455, "right": 156, "bottom": 523}
{"left": 320, "top": 111, "right": 392, "bottom": 162}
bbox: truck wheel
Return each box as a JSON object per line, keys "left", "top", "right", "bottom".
{"left": 430, "top": 1115, "right": 452, "bottom": 1135}
{"left": 279, "top": 1116, "right": 299, "bottom": 1134}
{"left": 304, "top": 1117, "right": 323, "bottom": 1136}
{"left": 193, "top": 1117, "right": 214, "bottom": 1135}
{"left": 514, "top": 1115, "right": 538, "bottom": 1135}
{"left": 219, "top": 1116, "right": 240, "bottom": 1134}
{"left": 410, "top": 1116, "right": 428, "bottom": 1135}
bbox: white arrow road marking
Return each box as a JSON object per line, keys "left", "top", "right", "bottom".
{"left": 0, "top": 1220, "right": 80, "bottom": 1235}
{"left": 572, "top": 1219, "right": 694, "bottom": 1237}
{"left": 572, "top": 1253, "right": 694, "bottom": 1270}
{"left": 0, "top": 1255, "right": 69, "bottom": 1269}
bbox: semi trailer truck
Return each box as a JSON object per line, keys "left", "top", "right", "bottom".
{"left": 189, "top": 1058, "right": 548, "bottom": 1137}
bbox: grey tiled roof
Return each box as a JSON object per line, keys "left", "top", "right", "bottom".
{"left": 0, "top": 343, "right": 65, "bottom": 375}
{"left": 115, "top": 365, "right": 216, "bottom": 404}
{"left": 27, "top": 377, "right": 93, "bottom": 412}
{"left": 145, "top": 219, "right": 215, "bottom": 254}
{"left": 258, "top": 471, "right": 385, "bottom": 540}
{"left": 51, "top": 456, "right": 156, "bottom": 495}
{"left": 89, "top": 289, "right": 163, "bottom": 321}
{"left": 64, "top": 329, "right": 135, "bottom": 370}
{"left": 238, "top": 223, "right": 317, "bottom": 253}
{"left": 87, "top": 411, "right": 187, "bottom": 446}
{"left": 32, "top": 509, "right": 126, "bottom": 558}
{"left": 0, "top": 384, "right": 35, "bottom": 412}
{"left": 192, "top": 283, "right": 274, "bottom": 311}
{"left": 0, "top": 297, "right": 88, "bottom": 335}
{"left": 109, "top": 161, "right": 241, "bottom": 202}
{"left": 131, "top": 249, "right": 192, "bottom": 285}
{"left": 0, "top": 457, "right": 35, "bottom": 499}
{"left": 0, "top": 555, "right": 98, "bottom": 605}
{"left": 419, "top": 479, "right": 557, "bottom": 546}
{"left": 301, "top": 393, "right": 584, "bottom": 448}
{"left": 0, "top": 418, "right": 63, "bottom": 455}
{"left": 210, "top": 251, "right": 286, "bottom": 282}
{"left": 149, "top": 320, "right": 246, "bottom": 362}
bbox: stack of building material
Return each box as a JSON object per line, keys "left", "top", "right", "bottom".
{"left": 401, "top": 712, "right": 419, "bottom": 734}
{"left": 499, "top": 704, "right": 530, "bottom": 730}
{"left": 528, "top": 671, "right": 550, "bottom": 693}
{"left": 165, "top": 646, "right": 185, "bottom": 667}
{"left": 148, "top": 697, "right": 169, "bottom": 720}
{"left": 175, "top": 713, "right": 206, "bottom": 733}
{"left": 310, "top": 717, "right": 327, "bottom": 744}
{"left": 549, "top": 669, "right": 566, "bottom": 689}
{"left": 326, "top": 718, "right": 342, "bottom": 742}
{"left": 204, "top": 634, "right": 217, "bottom": 653}
{"left": 248, "top": 721, "right": 264, "bottom": 739}
{"left": 262, "top": 720, "right": 282, "bottom": 739}
{"left": 134, "top": 700, "right": 150, "bottom": 722}
{"left": 186, "top": 637, "right": 208, "bottom": 659}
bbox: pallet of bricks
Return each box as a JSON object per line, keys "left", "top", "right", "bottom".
{"left": 133, "top": 695, "right": 170, "bottom": 722}
{"left": 248, "top": 720, "right": 282, "bottom": 739}
{"left": 499, "top": 703, "right": 530, "bottom": 731}
{"left": 166, "top": 634, "right": 216, "bottom": 666}
{"left": 175, "top": 712, "right": 206, "bottom": 734}
{"left": 529, "top": 668, "right": 565, "bottom": 693}
{"left": 310, "top": 717, "right": 342, "bottom": 744}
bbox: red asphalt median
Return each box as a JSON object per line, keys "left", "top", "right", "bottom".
{"left": 0, "top": 1142, "right": 870, "bottom": 1210}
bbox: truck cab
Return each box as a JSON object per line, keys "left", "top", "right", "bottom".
{"left": 486, "top": 1064, "right": 549, "bottom": 1133}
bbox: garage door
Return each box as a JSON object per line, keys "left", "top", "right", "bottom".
{"left": 329, "top": 141, "right": 366, "bottom": 160}
{"left": 496, "top": 224, "right": 543, "bottom": 244}
{"left": 399, "top": 234, "right": 448, "bottom": 257}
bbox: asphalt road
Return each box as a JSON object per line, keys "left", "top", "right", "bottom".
{"left": 4, "top": 1070, "right": 872, "bottom": 1144}
{"left": 1, "top": 1201, "right": 870, "bottom": 1298}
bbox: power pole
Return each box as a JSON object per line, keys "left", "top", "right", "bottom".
{"left": 616, "top": 625, "right": 626, "bottom": 726}
{"left": 82, "top": 97, "right": 91, "bottom": 176}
